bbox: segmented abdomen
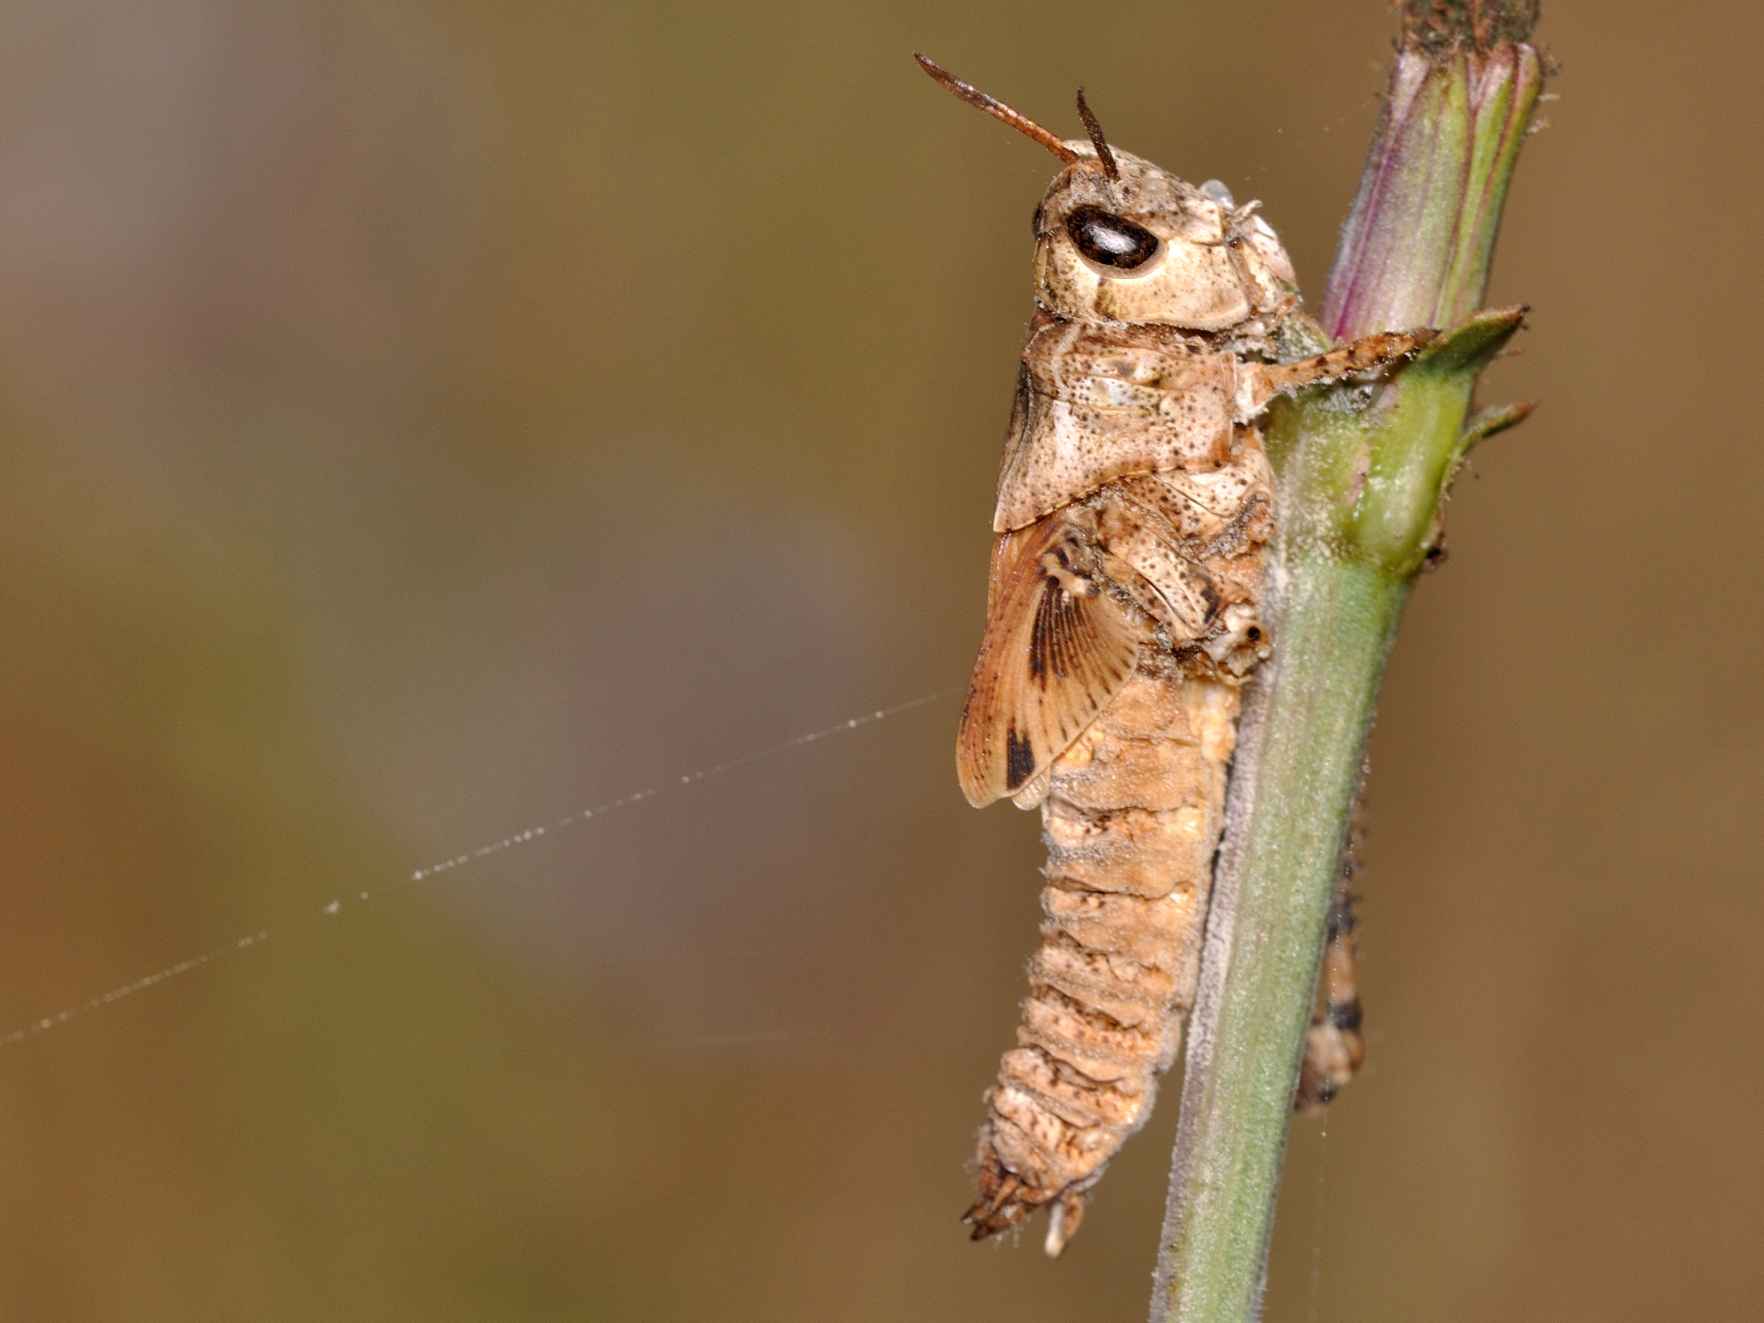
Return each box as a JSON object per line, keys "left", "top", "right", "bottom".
{"left": 965, "top": 668, "right": 1240, "bottom": 1255}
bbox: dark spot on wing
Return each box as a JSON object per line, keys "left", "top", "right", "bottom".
{"left": 1005, "top": 725, "right": 1035, "bottom": 790}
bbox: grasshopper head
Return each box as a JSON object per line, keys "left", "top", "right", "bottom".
{"left": 1030, "top": 148, "right": 1296, "bottom": 330}
{"left": 915, "top": 54, "right": 1298, "bottom": 331}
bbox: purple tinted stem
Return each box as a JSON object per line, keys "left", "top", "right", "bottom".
{"left": 1323, "top": 41, "right": 1542, "bottom": 339}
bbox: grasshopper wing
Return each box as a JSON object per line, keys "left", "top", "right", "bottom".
{"left": 956, "top": 510, "right": 1147, "bottom": 807}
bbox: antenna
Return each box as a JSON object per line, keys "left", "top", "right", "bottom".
{"left": 914, "top": 54, "right": 1081, "bottom": 167}
{"left": 1074, "top": 87, "right": 1119, "bottom": 181}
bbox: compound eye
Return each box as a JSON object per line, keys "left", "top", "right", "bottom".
{"left": 1065, "top": 205, "right": 1159, "bottom": 270}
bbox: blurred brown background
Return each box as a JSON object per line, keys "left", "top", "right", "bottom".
{"left": 2, "top": 2, "right": 1758, "bottom": 1319}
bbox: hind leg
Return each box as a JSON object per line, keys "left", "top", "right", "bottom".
{"left": 1295, "top": 845, "right": 1366, "bottom": 1113}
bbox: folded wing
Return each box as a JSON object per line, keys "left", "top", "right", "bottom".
{"left": 956, "top": 510, "right": 1148, "bottom": 807}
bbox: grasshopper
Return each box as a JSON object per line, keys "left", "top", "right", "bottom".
{"left": 919, "top": 55, "right": 1410, "bottom": 1256}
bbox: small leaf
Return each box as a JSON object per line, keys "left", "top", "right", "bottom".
{"left": 1460, "top": 399, "right": 1537, "bottom": 453}
{"left": 1410, "top": 304, "right": 1527, "bottom": 375}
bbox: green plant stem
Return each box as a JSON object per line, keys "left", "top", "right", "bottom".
{"left": 1151, "top": 313, "right": 1526, "bottom": 1323}
{"left": 1151, "top": 557, "right": 1405, "bottom": 1321}
{"left": 1149, "top": 5, "right": 1543, "bottom": 1318}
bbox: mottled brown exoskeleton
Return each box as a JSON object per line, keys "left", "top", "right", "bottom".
{"left": 919, "top": 55, "right": 1419, "bottom": 1256}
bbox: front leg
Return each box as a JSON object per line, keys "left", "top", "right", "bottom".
{"left": 1237, "top": 328, "right": 1437, "bottom": 420}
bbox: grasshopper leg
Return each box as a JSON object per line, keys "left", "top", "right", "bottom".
{"left": 1295, "top": 841, "right": 1366, "bottom": 1113}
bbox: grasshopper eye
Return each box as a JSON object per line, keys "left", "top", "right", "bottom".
{"left": 1065, "top": 206, "right": 1159, "bottom": 271}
